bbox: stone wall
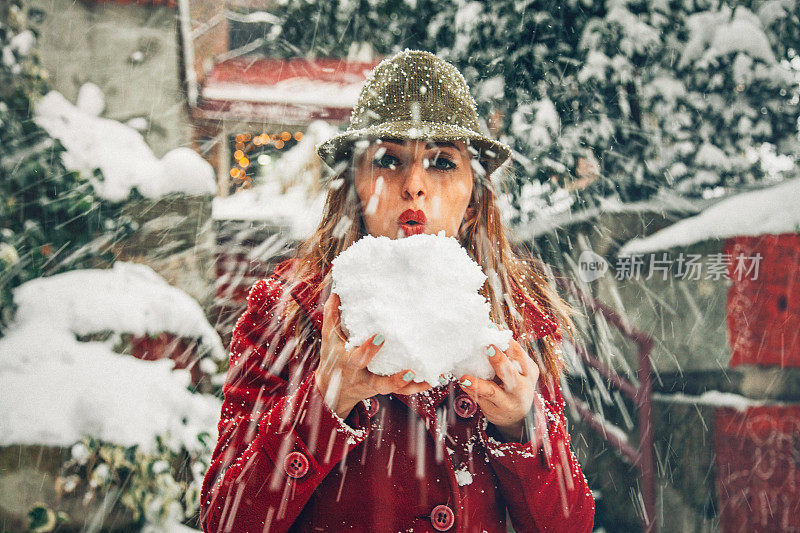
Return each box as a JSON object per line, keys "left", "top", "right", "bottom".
{"left": 114, "top": 194, "right": 216, "bottom": 311}
{"left": 28, "top": 0, "right": 191, "bottom": 157}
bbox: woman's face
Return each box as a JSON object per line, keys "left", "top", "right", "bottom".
{"left": 354, "top": 139, "right": 475, "bottom": 239}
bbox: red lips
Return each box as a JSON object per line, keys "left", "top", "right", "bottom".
{"left": 398, "top": 209, "right": 427, "bottom": 236}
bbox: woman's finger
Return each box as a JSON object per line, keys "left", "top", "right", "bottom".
{"left": 365, "top": 368, "right": 417, "bottom": 395}
{"left": 505, "top": 338, "right": 525, "bottom": 362}
{"left": 485, "top": 345, "right": 521, "bottom": 390}
{"left": 397, "top": 379, "right": 433, "bottom": 395}
{"left": 323, "top": 291, "right": 340, "bottom": 320}
{"left": 459, "top": 375, "right": 505, "bottom": 408}
{"left": 322, "top": 292, "right": 341, "bottom": 337}
{"left": 347, "top": 333, "right": 386, "bottom": 369}
{"left": 505, "top": 339, "right": 535, "bottom": 372}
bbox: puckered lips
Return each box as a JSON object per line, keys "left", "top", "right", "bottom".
{"left": 397, "top": 209, "right": 427, "bottom": 236}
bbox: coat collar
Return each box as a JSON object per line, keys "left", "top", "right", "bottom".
{"left": 393, "top": 380, "right": 458, "bottom": 414}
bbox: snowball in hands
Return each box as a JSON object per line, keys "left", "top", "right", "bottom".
{"left": 331, "top": 233, "right": 512, "bottom": 386}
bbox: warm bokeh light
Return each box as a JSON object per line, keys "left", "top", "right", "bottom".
{"left": 231, "top": 129, "right": 294, "bottom": 174}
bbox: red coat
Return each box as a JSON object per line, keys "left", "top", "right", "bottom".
{"left": 201, "top": 259, "right": 595, "bottom": 533}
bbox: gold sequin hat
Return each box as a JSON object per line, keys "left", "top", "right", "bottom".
{"left": 317, "top": 49, "right": 511, "bottom": 176}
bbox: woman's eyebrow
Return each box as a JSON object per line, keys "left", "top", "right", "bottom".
{"left": 378, "top": 140, "right": 459, "bottom": 151}
{"left": 425, "top": 141, "right": 459, "bottom": 151}
{"left": 377, "top": 140, "right": 403, "bottom": 150}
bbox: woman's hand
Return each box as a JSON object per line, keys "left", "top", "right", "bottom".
{"left": 316, "top": 292, "right": 432, "bottom": 419}
{"left": 458, "top": 338, "right": 547, "bottom": 445}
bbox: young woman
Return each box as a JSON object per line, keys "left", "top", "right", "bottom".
{"left": 201, "top": 50, "right": 595, "bottom": 533}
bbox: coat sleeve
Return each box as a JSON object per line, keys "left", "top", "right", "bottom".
{"left": 200, "top": 277, "right": 372, "bottom": 533}
{"left": 477, "top": 371, "right": 595, "bottom": 532}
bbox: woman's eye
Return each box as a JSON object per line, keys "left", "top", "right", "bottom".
{"left": 373, "top": 154, "right": 400, "bottom": 169}
{"left": 429, "top": 155, "right": 456, "bottom": 171}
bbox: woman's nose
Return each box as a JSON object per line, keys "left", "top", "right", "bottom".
{"left": 402, "top": 161, "right": 426, "bottom": 199}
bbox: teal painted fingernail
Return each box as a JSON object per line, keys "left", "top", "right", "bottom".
{"left": 439, "top": 375, "right": 448, "bottom": 385}
{"left": 460, "top": 378, "right": 472, "bottom": 387}
{"left": 485, "top": 346, "right": 496, "bottom": 357}
{"left": 403, "top": 371, "right": 415, "bottom": 382}
{"left": 373, "top": 334, "right": 385, "bottom": 346}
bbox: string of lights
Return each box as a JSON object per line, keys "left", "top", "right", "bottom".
{"left": 229, "top": 130, "right": 304, "bottom": 189}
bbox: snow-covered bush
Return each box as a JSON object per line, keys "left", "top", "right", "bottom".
{"left": 0, "top": 263, "right": 224, "bottom": 531}
{"left": 32, "top": 435, "right": 213, "bottom": 530}
{"left": 34, "top": 90, "right": 216, "bottom": 203}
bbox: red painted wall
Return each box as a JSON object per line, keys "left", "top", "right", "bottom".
{"left": 83, "top": 0, "right": 177, "bottom": 7}
{"left": 715, "top": 406, "right": 800, "bottom": 532}
{"left": 726, "top": 233, "right": 800, "bottom": 368}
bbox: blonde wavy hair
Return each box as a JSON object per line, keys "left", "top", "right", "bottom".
{"left": 276, "top": 155, "right": 573, "bottom": 380}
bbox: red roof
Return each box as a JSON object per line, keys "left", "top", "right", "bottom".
{"left": 196, "top": 57, "right": 380, "bottom": 125}
{"left": 83, "top": 0, "right": 177, "bottom": 8}
{"left": 205, "top": 57, "right": 379, "bottom": 86}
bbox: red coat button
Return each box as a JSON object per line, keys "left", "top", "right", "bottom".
{"left": 283, "top": 451, "right": 309, "bottom": 479}
{"left": 363, "top": 397, "right": 379, "bottom": 417}
{"left": 430, "top": 504, "right": 455, "bottom": 531}
{"left": 454, "top": 394, "right": 477, "bottom": 418}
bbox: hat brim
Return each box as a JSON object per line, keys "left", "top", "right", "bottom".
{"left": 316, "top": 120, "right": 511, "bottom": 177}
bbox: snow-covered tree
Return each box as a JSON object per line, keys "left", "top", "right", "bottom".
{"left": 0, "top": 0, "right": 132, "bottom": 331}
{"left": 242, "top": 0, "right": 799, "bottom": 222}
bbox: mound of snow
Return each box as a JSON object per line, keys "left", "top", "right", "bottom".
{"left": 331, "top": 233, "right": 512, "bottom": 386}
{"left": 12, "top": 262, "right": 226, "bottom": 357}
{"left": 0, "top": 262, "right": 224, "bottom": 451}
{"left": 34, "top": 87, "right": 216, "bottom": 202}
{"left": 76, "top": 82, "right": 105, "bottom": 116}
